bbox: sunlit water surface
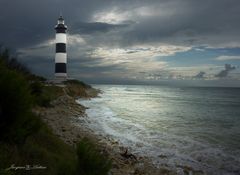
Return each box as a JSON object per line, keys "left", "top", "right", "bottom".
{"left": 77, "top": 85, "right": 240, "bottom": 175}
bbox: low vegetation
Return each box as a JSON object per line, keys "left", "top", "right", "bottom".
{"left": 64, "top": 79, "right": 92, "bottom": 89}
{"left": 0, "top": 48, "right": 111, "bottom": 175}
{"left": 64, "top": 80, "right": 92, "bottom": 98}
{"left": 77, "top": 138, "right": 112, "bottom": 175}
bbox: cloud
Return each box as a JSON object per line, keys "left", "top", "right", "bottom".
{"left": 91, "top": 44, "right": 191, "bottom": 60}
{"left": 68, "top": 34, "right": 86, "bottom": 45}
{"left": 193, "top": 71, "right": 206, "bottom": 79}
{"left": 215, "top": 64, "right": 236, "bottom": 78}
{"left": 70, "top": 22, "right": 129, "bottom": 34}
{"left": 92, "top": 8, "right": 132, "bottom": 24}
{"left": 2, "top": 0, "right": 240, "bottom": 49}
{"left": 1, "top": 0, "right": 240, "bottom": 85}
{"left": 17, "top": 39, "right": 55, "bottom": 58}
{"left": 215, "top": 55, "right": 240, "bottom": 61}
{"left": 88, "top": 44, "right": 190, "bottom": 75}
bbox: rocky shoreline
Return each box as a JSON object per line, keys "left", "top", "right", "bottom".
{"left": 34, "top": 86, "right": 176, "bottom": 175}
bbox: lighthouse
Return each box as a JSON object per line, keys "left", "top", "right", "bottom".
{"left": 54, "top": 16, "right": 67, "bottom": 81}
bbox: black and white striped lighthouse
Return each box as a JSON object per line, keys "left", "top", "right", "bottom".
{"left": 55, "top": 16, "right": 67, "bottom": 80}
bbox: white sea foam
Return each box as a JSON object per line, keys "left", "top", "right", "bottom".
{"left": 76, "top": 85, "right": 240, "bottom": 175}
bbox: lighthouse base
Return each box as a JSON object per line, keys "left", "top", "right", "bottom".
{"left": 54, "top": 74, "right": 67, "bottom": 84}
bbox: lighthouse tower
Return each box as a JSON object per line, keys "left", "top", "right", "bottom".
{"left": 54, "top": 16, "right": 67, "bottom": 81}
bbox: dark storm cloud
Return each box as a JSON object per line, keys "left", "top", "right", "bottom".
{"left": 215, "top": 64, "right": 236, "bottom": 78}
{"left": 70, "top": 22, "right": 129, "bottom": 34}
{"left": 193, "top": 71, "right": 206, "bottom": 79}
{"left": 1, "top": 0, "right": 240, "bottom": 84}
{"left": 0, "top": 0, "right": 114, "bottom": 48}
{"left": 1, "top": 0, "right": 239, "bottom": 49}
{"left": 17, "top": 56, "right": 54, "bottom": 77}
{"left": 120, "top": 0, "right": 240, "bottom": 47}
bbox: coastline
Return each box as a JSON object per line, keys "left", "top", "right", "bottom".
{"left": 34, "top": 86, "right": 175, "bottom": 175}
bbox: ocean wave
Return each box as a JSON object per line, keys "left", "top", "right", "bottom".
{"left": 76, "top": 85, "right": 240, "bottom": 175}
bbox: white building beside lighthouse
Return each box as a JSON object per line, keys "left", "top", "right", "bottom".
{"left": 55, "top": 16, "right": 67, "bottom": 82}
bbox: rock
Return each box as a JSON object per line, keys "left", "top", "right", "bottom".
{"left": 35, "top": 89, "right": 171, "bottom": 175}
{"left": 158, "top": 154, "right": 167, "bottom": 159}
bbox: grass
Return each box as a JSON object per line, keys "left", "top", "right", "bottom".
{"left": 77, "top": 138, "right": 112, "bottom": 175}
{"left": 32, "top": 83, "right": 64, "bottom": 107}
{"left": 0, "top": 121, "right": 78, "bottom": 175}
{"left": 64, "top": 80, "right": 91, "bottom": 89}
{"left": 0, "top": 104, "right": 112, "bottom": 175}
{"left": 0, "top": 129, "right": 112, "bottom": 175}
{"left": 0, "top": 48, "right": 111, "bottom": 175}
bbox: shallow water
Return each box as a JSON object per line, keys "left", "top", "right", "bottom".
{"left": 77, "top": 85, "right": 240, "bottom": 175}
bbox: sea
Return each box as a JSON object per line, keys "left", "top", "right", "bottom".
{"left": 77, "top": 85, "right": 240, "bottom": 175}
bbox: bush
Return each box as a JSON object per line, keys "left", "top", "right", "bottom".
{"left": 76, "top": 138, "right": 111, "bottom": 175}
{"left": 64, "top": 79, "right": 91, "bottom": 88}
{"left": 0, "top": 62, "right": 40, "bottom": 143}
{"left": 0, "top": 49, "right": 110, "bottom": 175}
{"left": 0, "top": 125, "right": 78, "bottom": 175}
{"left": 30, "top": 81, "right": 52, "bottom": 107}
{"left": 0, "top": 48, "right": 30, "bottom": 75}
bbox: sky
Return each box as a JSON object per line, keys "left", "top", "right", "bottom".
{"left": 1, "top": 0, "right": 240, "bottom": 86}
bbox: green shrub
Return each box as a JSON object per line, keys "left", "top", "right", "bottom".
{"left": 0, "top": 124, "right": 78, "bottom": 175}
{"left": 30, "top": 82, "right": 64, "bottom": 107}
{"left": 0, "top": 48, "right": 30, "bottom": 75}
{"left": 0, "top": 170, "right": 14, "bottom": 175}
{"left": 64, "top": 79, "right": 91, "bottom": 88}
{"left": 36, "top": 85, "right": 63, "bottom": 107}
{"left": 30, "top": 81, "right": 43, "bottom": 97}
{"left": 76, "top": 138, "right": 111, "bottom": 175}
{"left": 30, "top": 81, "right": 51, "bottom": 107}
{"left": 0, "top": 49, "right": 111, "bottom": 175}
{"left": 0, "top": 62, "right": 40, "bottom": 143}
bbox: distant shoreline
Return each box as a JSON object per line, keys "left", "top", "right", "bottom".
{"left": 91, "top": 83, "right": 240, "bottom": 89}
